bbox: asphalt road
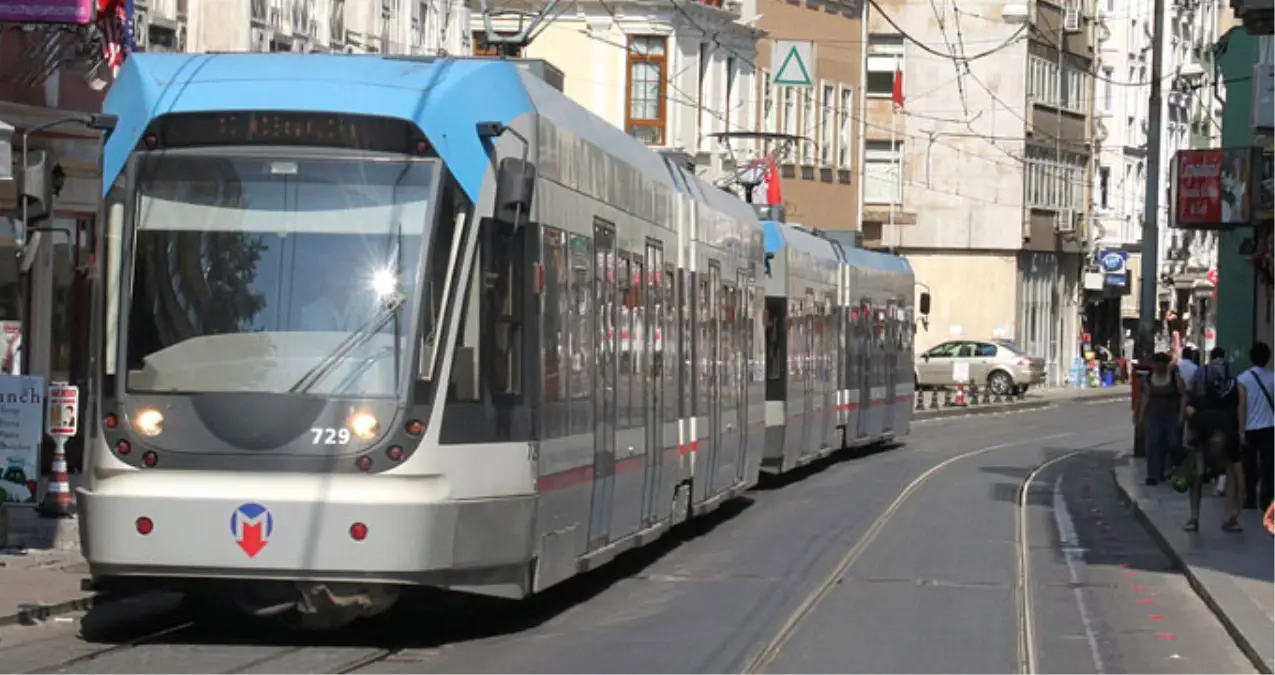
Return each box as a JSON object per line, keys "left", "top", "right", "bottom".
{"left": 0, "top": 399, "right": 1257, "bottom": 674}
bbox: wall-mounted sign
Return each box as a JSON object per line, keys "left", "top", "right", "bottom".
{"left": 1173, "top": 148, "right": 1252, "bottom": 229}
{"left": 1098, "top": 249, "right": 1128, "bottom": 274}
{"left": 0, "top": 0, "right": 94, "bottom": 24}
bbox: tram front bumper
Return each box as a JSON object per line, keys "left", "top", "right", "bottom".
{"left": 77, "top": 470, "right": 536, "bottom": 585}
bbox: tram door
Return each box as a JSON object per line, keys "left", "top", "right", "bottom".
{"left": 735, "top": 271, "right": 752, "bottom": 483}
{"left": 855, "top": 298, "right": 873, "bottom": 439}
{"left": 705, "top": 262, "right": 723, "bottom": 494}
{"left": 588, "top": 222, "right": 618, "bottom": 550}
{"left": 641, "top": 241, "right": 664, "bottom": 527}
{"left": 882, "top": 299, "right": 898, "bottom": 433}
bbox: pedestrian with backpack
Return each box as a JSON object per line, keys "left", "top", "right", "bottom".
{"left": 1238, "top": 342, "right": 1274, "bottom": 512}
{"left": 1184, "top": 347, "right": 1248, "bottom": 532}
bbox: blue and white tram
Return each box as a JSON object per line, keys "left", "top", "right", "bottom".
{"left": 79, "top": 53, "right": 771, "bottom": 629}
{"left": 79, "top": 53, "right": 925, "bottom": 629}
{"left": 760, "top": 222, "right": 925, "bottom": 475}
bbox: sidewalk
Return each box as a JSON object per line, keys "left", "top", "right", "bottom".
{"left": 913, "top": 384, "right": 1129, "bottom": 420}
{"left": 0, "top": 506, "right": 99, "bottom": 627}
{"left": 1113, "top": 456, "right": 1274, "bottom": 674}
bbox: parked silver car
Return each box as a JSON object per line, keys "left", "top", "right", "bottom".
{"left": 914, "top": 339, "right": 1046, "bottom": 395}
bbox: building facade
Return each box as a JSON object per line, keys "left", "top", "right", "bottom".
{"left": 1086, "top": 0, "right": 1150, "bottom": 358}
{"left": 751, "top": 0, "right": 863, "bottom": 232}
{"left": 474, "top": 0, "right": 762, "bottom": 188}
{"left": 1154, "top": 0, "right": 1226, "bottom": 351}
{"left": 864, "top": 0, "right": 1096, "bottom": 387}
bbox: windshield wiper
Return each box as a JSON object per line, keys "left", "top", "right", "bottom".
{"left": 288, "top": 294, "right": 406, "bottom": 395}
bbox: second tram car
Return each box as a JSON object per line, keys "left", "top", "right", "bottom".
{"left": 77, "top": 53, "right": 928, "bottom": 629}
{"left": 760, "top": 222, "right": 918, "bottom": 474}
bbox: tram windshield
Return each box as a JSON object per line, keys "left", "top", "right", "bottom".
{"left": 123, "top": 151, "right": 437, "bottom": 398}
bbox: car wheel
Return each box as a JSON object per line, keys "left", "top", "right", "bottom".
{"left": 988, "top": 371, "right": 1014, "bottom": 396}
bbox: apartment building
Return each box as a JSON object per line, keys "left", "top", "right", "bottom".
{"left": 1085, "top": 0, "right": 1151, "bottom": 356}
{"left": 474, "top": 0, "right": 762, "bottom": 187}
{"left": 864, "top": 0, "right": 1096, "bottom": 386}
{"left": 1084, "top": 0, "right": 1231, "bottom": 357}
{"left": 750, "top": 0, "right": 863, "bottom": 232}
{"left": 1156, "top": 0, "right": 1226, "bottom": 350}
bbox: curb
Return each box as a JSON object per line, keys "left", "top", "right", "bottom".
{"left": 1110, "top": 460, "right": 1273, "bottom": 675}
{"left": 913, "top": 389, "right": 1128, "bottom": 421}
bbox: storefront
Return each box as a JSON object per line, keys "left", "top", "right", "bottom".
{"left": 1083, "top": 249, "right": 1132, "bottom": 358}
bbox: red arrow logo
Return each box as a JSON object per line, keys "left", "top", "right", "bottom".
{"left": 237, "top": 521, "right": 267, "bottom": 558}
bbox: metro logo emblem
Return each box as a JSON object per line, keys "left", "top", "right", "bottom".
{"left": 229, "top": 503, "right": 274, "bottom": 558}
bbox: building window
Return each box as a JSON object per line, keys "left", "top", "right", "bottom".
{"left": 626, "top": 35, "right": 668, "bottom": 145}
{"left": 1102, "top": 67, "right": 1114, "bottom": 112}
{"left": 782, "top": 86, "right": 796, "bottom": 137}
{"left": 1098, "top": 165, "right": 1111, "bottom": 209}
{"left": 725, "top": 56, "right": 737, "bottom": 131}
{"left": 1027, "top": 55, "right": 1085, "bottom": 114}
{"left": 1025, "top": 146, "right": 1087, "bottom": 211}
{"left": 472, "top": 31, "right": 523, "bottom": 56}
{"left": 863, "top": 140, "right": 902, "bottom": 204}
{"left": 820, "top": 83, "right": 835, "bottom": 165}
{"left": 838, "top": 85, "right": 852, "bottom": 168}
{"left": 762, "top": 70, "right": 776, "bottom": 134}
{"left": 866, "top": 34, "right": 904, "bottom": 97}
{"left": 800, "top": 87, "right": 814, "bottom": 163}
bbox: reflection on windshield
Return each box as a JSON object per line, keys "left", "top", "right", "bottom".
{"left": 124, "top": 153, "right": 435, "bottom": 397}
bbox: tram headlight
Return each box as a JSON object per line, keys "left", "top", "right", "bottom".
{"left": 134, "top": 409, "right": 164, "bottom": 437}
{"left": 349, "top": 412, "right": 380, "bottom": 440}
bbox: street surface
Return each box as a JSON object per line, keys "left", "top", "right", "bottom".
{"left": 0, "top": 399, "right": 1258, "bottom": 674}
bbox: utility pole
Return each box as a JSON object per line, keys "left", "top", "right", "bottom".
{"left": 1135, "top": 0, "right": 1167, "bottom": 362}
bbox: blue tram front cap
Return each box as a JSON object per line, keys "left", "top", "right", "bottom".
{"left": 102, "top": 53, "right": 536, "bottom": 200}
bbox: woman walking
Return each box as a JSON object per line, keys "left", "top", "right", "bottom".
{"left": 1136, "top": 352, "right": 1187, "bottom": 486}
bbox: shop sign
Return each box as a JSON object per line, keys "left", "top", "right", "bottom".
{"left": 1098, "top": 250, "right": 1127, "bottom": 274}
{"left": 1173, "top": 148, "right": 1251, "bottom": 229}
{"left": 0, "top": 0, "right": 95, "bottom": 24}
{"left": 0, "top": 375, "right": 44, "bottom": 505}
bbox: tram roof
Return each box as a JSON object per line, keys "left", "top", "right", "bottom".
{"left": 761, "top": 220, "right": 838, "bottom": 261}
{"left": 841, "top": 244, "right": 913, "bottom": 276}
{"left": 761, "top": 220, "right": 912, "bottom": 276}
{"left": 101, "top": 53, "right": 679, "bottom": 202}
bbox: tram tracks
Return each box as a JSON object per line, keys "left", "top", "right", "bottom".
{"left": 22, "top": 612, "right": 405, "bottom": 675}
{"left": 12, "top": 410, "right": 1127, "bottom": 675}
{"left": 740, "top": 430, "right": 1124, "bottom": 675}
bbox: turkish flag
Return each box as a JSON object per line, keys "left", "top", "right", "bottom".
{"left": 763, "top": 157, "right": 783, "bottom": 205}
{"left": 891, "top": 67, "right": 904, "bottom": 108}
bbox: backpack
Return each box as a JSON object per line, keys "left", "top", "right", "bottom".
{"left": 1194, "top": 360, "right": 1236, "bottom": 409}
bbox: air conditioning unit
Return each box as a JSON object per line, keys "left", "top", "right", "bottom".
{"left": 1063, "top": 5, "right": 1081, "bottom": 32}
{"left": 1056, "top": 208, "right": 1076, "bottom": 233}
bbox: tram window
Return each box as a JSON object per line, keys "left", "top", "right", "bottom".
{"left": 703, "top": 270, "right": 714, "bottom": 413}
{"left": 765, "top": 298, "right": 785, "bottom": 382}
{"left": 617, "top": 253, "right": 632, "bottom": 429}
{"left": 663, "top": 263, "right": 678, "bottom": 424}
{"left": 541, "top": 227, "right": 567, "bottom": 440}
{"left": 568, "top": 234, "right": 593, "bottom": 436}
{"left": 722, "top": 283, "right": 735, "bottom": 413}
{"left": 594, "top": 226, "right": 616, "bottom": 439}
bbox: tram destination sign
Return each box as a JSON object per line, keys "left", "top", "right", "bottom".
{"left": 152, "top": 111, "right": 426, "bottom": 153}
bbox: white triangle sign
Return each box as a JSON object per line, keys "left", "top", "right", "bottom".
{"left": 772, "top": 41, "right": 813, "bottom": 87}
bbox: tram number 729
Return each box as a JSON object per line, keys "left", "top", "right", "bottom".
{"left": 310, "top": 428, "right": 352, "bottom": 445}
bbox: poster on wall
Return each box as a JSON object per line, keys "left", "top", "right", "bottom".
{"left": 1174, "top": 148, "right": 1252, "bottom": 228}
{"left": 0, "top": 375, "right": 45, "bottom": 505}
